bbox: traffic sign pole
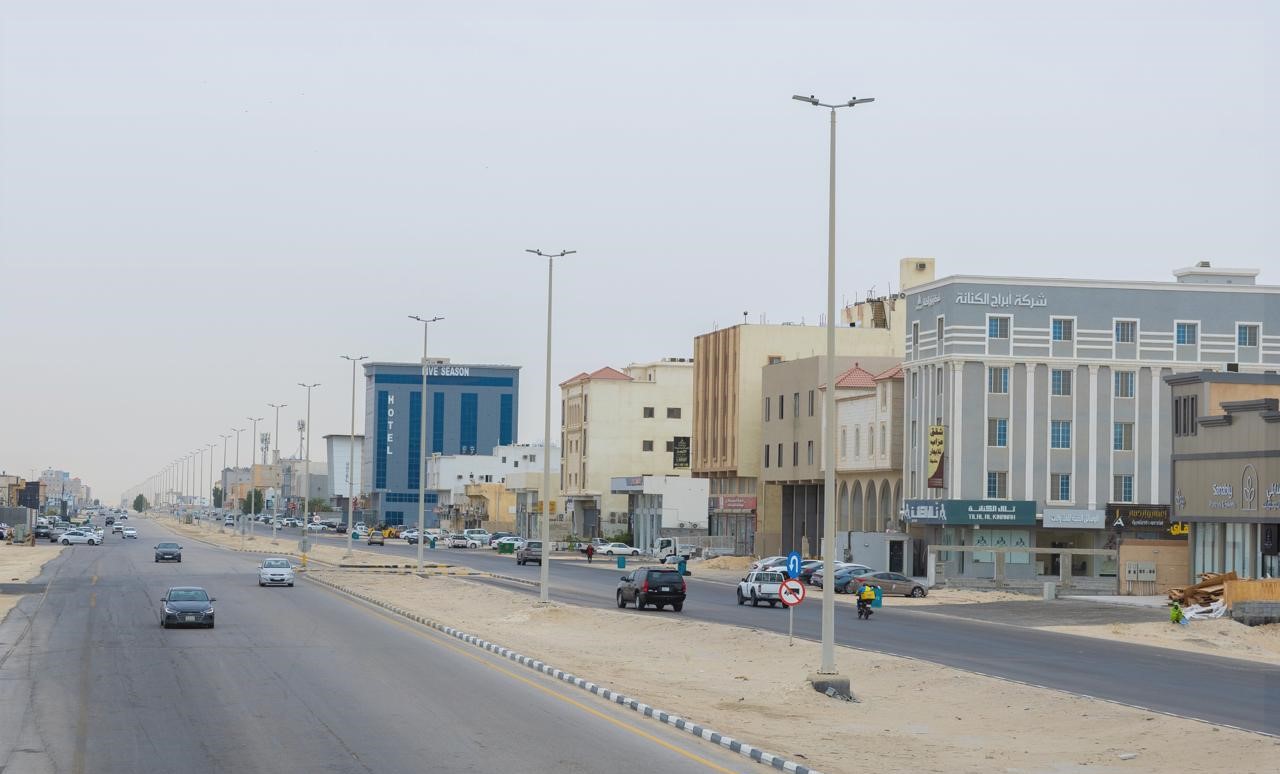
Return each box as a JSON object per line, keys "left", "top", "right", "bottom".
{"left": 779, "top": 578, "right": 806, "bottom": 647}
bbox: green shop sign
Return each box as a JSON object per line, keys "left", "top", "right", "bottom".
{"left": 904, "top": 499, "right": 1037, "bottom": 526}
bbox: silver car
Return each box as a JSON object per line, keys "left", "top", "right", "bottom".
{"left": 258, "top": 558, "right": 295, "bottom": 587}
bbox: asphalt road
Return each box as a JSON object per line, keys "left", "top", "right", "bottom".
{"left": 306, "top": 532, "right": 1280, "bottom": 736}
{"left": 0, "top": 524, "right": 755, "bottom": 774}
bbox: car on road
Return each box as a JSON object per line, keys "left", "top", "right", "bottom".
{"left": 258, "top": 557, "right": 295, "bottom": 587}
{"left": 616, "top": 566, "right": 686, "bottom": 611}
{"left": 33, "top": 524, "right": 51, "bottom": 540}
{"left": 851, "top": 571, "right": 928, "bottom": 597}
{"left": 305, "top": 522, "right": 330, "bottom": 533}
{"left": 223, "top": 516, "right": 235, "bottom": 527}
{"left": 496, "top": 536, "right": 526, "bottom": 552}
{"left": 516, "top": 539, "right": 541, "bottom": 565}
{"left": 367, "top": 530, "right": 385, "bottom": 545}
{"left": 488, "top": 532, "right": 513, "bottom": 548}
{"left": 112, "top": 523, "right": 125, "bottom": 534}
{"left": 122, "top": 527, "right": 138, "bottom": 539}
{"left": 160, "top": 586, "right": 216, "bottom": 628}
{"left": 737, "top": 570, "right": 786, "bottom": 607}
{"left": 810, "top": 563, "right": 873, "bottom": 590}
{"left": 601, "top": 542, "right": 640, "bottom": 556}
{"left": 154, "top": 542, "right": 183, "bottom": 562}
{"left": 448, "top": 534, "right": 480, "bottom": 549}
{"left": 59, "top": 529, "right": 100, "bottom": 546}
{"left": 105, "top": 516, "right": 115, "bottom": 526}
{"left": 401, "top": 528, "right": 420, "bottom": 542}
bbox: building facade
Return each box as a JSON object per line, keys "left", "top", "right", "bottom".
{"left": 609, "top": 475, "right": 710, "bottom": 554}
{"left": 1167, "top": 371, "right": 1280, "bottom": 580}
{"left": 426, "top": 443, "right": 559, "bottom": 531}
{"left": 324, "top": 434, "right": 364, "bottom": 503}
{"left": 560, "top": 359, "right": 693, "bottom": 539}
{"left": 363, "top": 360, "right": 520, "bottom": 526}
{"left": 904, "top": 263, "right": 1279, "bottom": 581}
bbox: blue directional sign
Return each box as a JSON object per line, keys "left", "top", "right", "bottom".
{"left": 786, "top": 551, "right": 803, "bottom": 579}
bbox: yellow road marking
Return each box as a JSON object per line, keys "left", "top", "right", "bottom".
{"left": 342, "top": 594, "right": 739, "bottom": 773}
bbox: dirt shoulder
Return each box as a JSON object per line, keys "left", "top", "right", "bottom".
{"left": 143, "top": 515, "right": 389, "bottom": 567}
{"left": 0, "top": 543, "right": 65, "bottom": 621}
{"left": 311, "top": 570, "right": 1275, "bottom": 774}
{"left": 1039, "top": 619, "right": 1280, "bottom": 666}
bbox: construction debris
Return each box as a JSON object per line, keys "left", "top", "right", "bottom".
{"left": 1167, "top": 571, "right": 1240, "bottom": 607}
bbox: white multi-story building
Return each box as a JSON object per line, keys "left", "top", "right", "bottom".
{"left": 561, "top": 359, "right": 694, "bottom": 539}
{"left": 424, "top": 443, "right": 559, "bottom": 530}
{"left": 324, "top": 434, "right": 364, "bottom": 502}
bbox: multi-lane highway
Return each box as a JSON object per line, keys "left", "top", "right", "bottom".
{"left": 0, "top": 522, "right": 755, "bottom": 774}
{"left": 296, "top": 529, "right": 1280, "bottom": 736}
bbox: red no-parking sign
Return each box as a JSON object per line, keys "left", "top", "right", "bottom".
{"left": 779, "top": 578, "right": 806, "bottom": 607}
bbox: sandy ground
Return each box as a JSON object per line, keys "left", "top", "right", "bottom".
{"left": 313, "top": 570, "right": 1274, "bottom": 774}
{"left": 0, "top": 543, "right": 64, "bottom": 621}
{"left": 1040, "top": 619, "right": 1280, "bottom": 666}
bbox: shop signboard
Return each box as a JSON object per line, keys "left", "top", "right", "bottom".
{"left": 672, "top": 437, "right": 690, "bottom": 469}
{"left": 927, "top": 425, "right": 946, "bottom": 489}
{"left": 711, "top": 495, "right": 757, "bottom": 512}
{"left": 610, "top": 476, "right": 645, "bottom": 493}
{"left": 1107, "top": 503, "right": 1188, "bottom": 540}
{"left": 1042, "top": 509, "right": 1107, "bottom": 530}
{"left": 904, "top": 499, "right": 1036, "bottom": 526}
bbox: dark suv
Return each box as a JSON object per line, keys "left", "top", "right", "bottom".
{"left": 616, "top": 567, "right": 686, "bottom": 612}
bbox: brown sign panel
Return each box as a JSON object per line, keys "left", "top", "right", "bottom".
{"left": 1106, "top": 503, "right": 1188, "bottom": 540}
{"left": 927, "top": 424, "right": 945, "bottom": 488}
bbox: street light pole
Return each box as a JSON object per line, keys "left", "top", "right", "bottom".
{"left": 527, "top": 249, "right": 576, "bottom": 604}
{"left": 268, "top": 402, "right": 287, "bottom": 541}
{"left": 247, "top": 416, "right": 263, "bottom": 537}
{"left": 793, "top": 92, "right": 874, "bottom": 687}
{"left": 232, "top": 427, "right": 245, "bottom": 526}
{"left": 341, "top": 355, "right": 369, "bottom": 559}
{"left": 206, "top": 442, "right": 216, "bottom": 528}
{"left": 408, "top": 315, "right": 443, "bottom": 572}
{"left": 219, "top": 433, "right": 230, "bottom": 514}
{"left": 298, "top": 384, "right": 319, "bottom": 538}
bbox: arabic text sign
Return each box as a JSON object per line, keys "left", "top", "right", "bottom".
{"left": 927, "top": 424, "right": 945, "bottom": 489}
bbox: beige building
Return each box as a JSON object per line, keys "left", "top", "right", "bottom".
{"left": 694, "top": 257, "right": 935, "bottom": 556}
{"left": 560, "top": 359, "right": 694, "bottom": 539}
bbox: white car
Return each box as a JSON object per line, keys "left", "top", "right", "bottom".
{"left": 495, "top": 536, "right": 526, "bottom": 551}
{"left": 112, "top": 523, "right": 125, "bottom": 534}
{"left": 223, "top": 516, "right": 236, "bottom": 526}
{"left": 401, "top": 528, "right": 420, "bottom": 541}
{"left": 122, "top": 527, "right": 138, "bottom": 539}
{"left": 749, "top": 555, "right": 788, "bottom": 572}
{"left": 305, "top": 523, "right": 329, "bottom": 533}
{"left": 602, "top": 542, "right": 640, "bottom": 556}
{"left": 258, "top": 557, "right": 295, "bottom": 587}
{"left": 448, "top": 534, "right": 480, "bottom": 549}
{"left": 59, "top": 529, "right": 99, "bottom": 546}
{"left": 737, "top": 570, "right": 786, "bottom": 607}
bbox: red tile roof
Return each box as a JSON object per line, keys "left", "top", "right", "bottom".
{"left": 833, "top": 363, "right": 877, "bottom": 389}
{"left": 873, "top": 363, "right": 904, "bottom": 381}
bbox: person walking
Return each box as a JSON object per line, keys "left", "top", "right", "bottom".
{"left": 585, "top": 542, "right": 595, "bottom": 564}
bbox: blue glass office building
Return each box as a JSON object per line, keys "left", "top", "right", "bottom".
{"left": 362, "top": 361, "right": 520, "bottom": 526}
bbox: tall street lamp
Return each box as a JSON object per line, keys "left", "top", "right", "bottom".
{"left": 341, "top": 355, "right": 369, "bottom": 559}
{"left": 409, "top": 315, "right": 444, "bottom": 572}
{"left": 206, "top": 442, "right": 216, "bottom": 528}
{"left": 247, "top": 416, "right": 264, "bottom": 537}
{"left": 219, "top": 434, "right": 231, "bottom": 514}
{"left": 268, "top": 402, "right": 287, "bottom": 539}
{"left": 298, "top": 384, "right": 320, "bottom": 538}
{"left": 232, "top": 427, "right": 246, "bottom": 525}
{"left": 527, "top": 249, "right": 576, "bottom": 604}
{"left": 792, "top": 92, "right": 874, "bottom": 692}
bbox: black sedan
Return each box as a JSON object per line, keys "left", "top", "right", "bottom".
{"left": 160, "top": 586, "right": 216, "bottom": 629}
{"left": 154, "top": 542, "right": 183, "bottom": 562}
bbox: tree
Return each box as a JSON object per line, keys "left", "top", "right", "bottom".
{"left": 212, "top": 486, "right": 223, "bottom": 508}
{"left": 132, "top": 494, "right": 149, "bottom": 512}
{"left": 240, "top": 488, "right": 265, "bottom": 515}
{"left": 307, "top": 497, "right": 334, "bottom": 513}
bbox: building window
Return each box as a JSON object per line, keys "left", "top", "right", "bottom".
{"left": 808, "top": 390, "right": 815, "bottom": 417}
{"left": 937, "top": 369, "right": 943, "bottom": 394}
{"left": 1051, "top": 473, "right": 1071, "bottom": 502}
{"left": 855, "top": 428, "right": 861, "bottom": 457}
{"left": 764, "top": 396, "right": 771, "bottom": 421}
{"left": 911, "top": 372, "right": 918, "bottom": 399}
{"left": 988, "top": 316, "right": 1010, "bottom": 339}
{"left": 642, "top": 440, "right": 654, "bottom": 452}
{"left": 1174, "top": 395, "right": 1199, "bottom": 437}
{"left": 665, "top": 440, "right": 675, "bottom": 452}
{"left": 1050, "top": 369, "right": 1072, "bottom": 396}
{"left": 987, "top": 418, "right": 1007, "bottom": 447}
{"left": 777, "top": 443, "right": 783, "bottom": 467}
{"left": 912, "top": 322, "right": 919, "bottom": 353}
{"left": 988, "top": 367, "right": 1009, "bottom": 394}
{"left": 880, "top": 423, "right": 886, "bottom": 455}
{"left": 936, "top": 317, "right": 945, "bottom": 348}
{"left": 868, "top": 425, "right": 875, "bottom": 457}
{"left": 1114, "top": 371, "right": 1135, "bottom": 398}
{"left": 910, "top": 420, "right": 917, "bottom": 449}
{"left": 1113, "top": 422, "right": 1134, "bottom": 451}
{"left": 1238, "top": 324, "right": 1259, "bottom": 347}
{"left": 840, "top": 427, "right": 847, "bottom": 458}
{"left": 1113, "top": 474, "right": 1133, "bottom": 503}
{"left": 768, "top": 355, "right": 783, "bottom": 365}
{"left": 779, "top": 395, "right": 784, "bottom": 420}
{"left": 666, "top": 407, "right": 681, "bottom": 419}
{"left": 643, "top": 406, "right": 655, "bottom": 418}
{"left": 807, "top": 440, "right": 814, "bottom": 465}
{"left": 1115, "top": 320, "right": 1136, "bottom": 343}
{"left": 1176, "top": 322, "right": 1198, "bottom": 345}
{"left": 986, "top": 471, "right": 1008, "bottom": 499}
{"left": 1051, "top": 318, "right": 1074, "bottom": 341}
{"left": 793, "top": 392, "right": 800, "bottom": 417}
{"left": 764, "top": 444, "right": 770, "bottom": 468}
{"left": 1050, "top": 420, "right": 1071, "bottom": 449}
{"left": 792, "top": 442, "right": 799, "bottom": 467}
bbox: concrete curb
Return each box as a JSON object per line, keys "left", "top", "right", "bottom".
{"left": 306, "top": 572, "right": 822, "bottom": 774}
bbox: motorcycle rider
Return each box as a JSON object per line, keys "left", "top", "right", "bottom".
{"left": 856, "top": 581, "right": 878, "bottom": 617}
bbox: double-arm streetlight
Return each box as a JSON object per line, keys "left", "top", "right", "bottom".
{"left": 526, "top": 249, "right": 576, "bottom": 604}
{"left": 298, "top": 384, "right": 320, "bottom": 536}
{"left": 408, "top": 315, "right": 444, "bottom": 572}
{"left": 792, "top": 92, "right": 875, "bottom": 687}
{"left": 341, "top": 355, "right": 369, "bottom": 559}
{"left": 247, "top": 417, "right": 264, "bottom": 537}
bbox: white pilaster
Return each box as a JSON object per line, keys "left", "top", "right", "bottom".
{"left": 1088, "top": 364, "right": 1099, "bottom": 509}
{"left": 1150, "top": 367, "right": 1161, "bottom": 503}
{"left": 1025, "top": 362, "right": 1036, "bottom": 499}
{"left": 952, "top": 362, "right": 964, "bottom": 496}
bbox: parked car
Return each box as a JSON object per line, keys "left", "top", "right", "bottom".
{"left": 602, "top": 542, "right": 640, "bottom": 556}
{"left": 448, "top": 534, "right": 480, "bottom": 549}
{"left": 154, "top": 542, "right": 183, "bottom": 562}
{"left": 810, "top": 563, "right": 873, "bottom": 590}
{"left": 488, "top": 532, "right": 513, "bottom": 548}
{"left": 852, "top": 571, "right": 928, "bottom": 597}
{"left": 33, "top": 524, "right": 51, "bottom": 539}
{"left": 305, "top": 523, "right": 329, "bottom": 533}
{"left": 796, "top": 559, "right": 824, "bottom": 584}
{"left": 401, "top": 528, "right": 420, "bottom": 542}
{"left": 616, "top": 566, "right": 686, "bottom": 611}
{"left": 737, "top": 570, "right": 786, "bottom": 607}
{"left": 59, "top": 529, "right": 100, "bottom": 546}
{"left": 258, "top": 557, "right": 295, "bottom": 587}
{"left": 496, "top": 536, "right": 526, "bottom": 552}
{"left": 122, "top": 527, "right": 138, "bottom": 539}
{"left": 579, "top": 537, "right": 609, "bottom": 555}
{"left": 462, "top": 529, "right": 491, "bottom": 546}
{"left": 748, "top": 555, "right": 788, "bottom": 572}
{"left": 367, "top": 530, "right": 385, "bottom": 546}
{"left": 160, "top": 586, "right": 215, "bottom": 629}
{"left": 516, "top": 539, "right": 541, "bottom": 565}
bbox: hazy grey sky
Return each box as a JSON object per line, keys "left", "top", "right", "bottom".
{"left": 1, "top": 1, "right": 1273, "bottom": 502}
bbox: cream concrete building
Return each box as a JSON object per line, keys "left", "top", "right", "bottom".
{"left": 694, "top": 257, "right": 935, "bottom": 556}
{"left": 560, "top": 358, "right": 694, "bottom": 539}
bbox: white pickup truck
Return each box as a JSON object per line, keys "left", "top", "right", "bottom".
{"left": 736, "top": 570, "right": 786, "bottom": 608}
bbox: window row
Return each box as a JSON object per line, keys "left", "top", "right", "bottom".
{"left": 985, "top": 419, "right": 1133, "bottom": 450}
{"left": 839, "top": 423, "right": 889, "bottom": 459}
{"left": 763, "top": 441, "right": 815, "bottom": 468}
{"left": 764, "top": 390, "right": 819, "bottom": 421}
{"left": 983, "top": 472, "right": 1134, "bottom": 502}
{"left": 641, "top": 407, "right": 682, "bottom": 419}
{"left": 981, "top": 318, "right": 1261, "bottom": 349}
{"left": 987, "top": 366, "right": 1136, "bottom": 397}
{"left": 640, "top": 440, "right": 681, "bottom": 452}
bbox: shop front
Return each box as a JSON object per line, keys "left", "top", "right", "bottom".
{"left": 1173, "top": 461, "right": 1280, "bottom": 579}
{"left": 708, "top": 495, "right": 756, "bottom": 556}
{"left": 1039, "top": 509, "right": 1115, "bottom": 578}
{"left": 1107, "top": 503, "right": 1189, "bottom": 595}
{"left": 904, "top": 499, "right": 1038, "bottom": 580}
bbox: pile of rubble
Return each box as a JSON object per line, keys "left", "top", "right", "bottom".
{"left": 1168, "top": 571, "right": 1240, "bottom": 606}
